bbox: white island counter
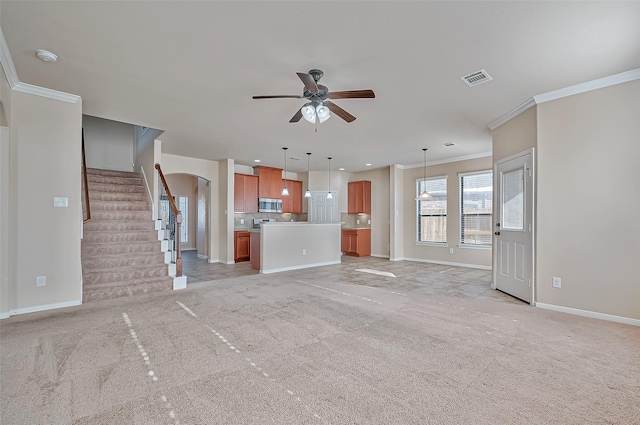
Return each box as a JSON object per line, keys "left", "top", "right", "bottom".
{"left": 256, "top": 222, "right": 341, "bottom": 274}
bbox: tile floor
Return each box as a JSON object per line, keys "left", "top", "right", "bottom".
{"left": 181, "top": 251, "right": 523, "bottom": 304}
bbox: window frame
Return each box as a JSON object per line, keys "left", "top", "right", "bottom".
{"left": 459, "top": 170, "right": 493, "bottom": 249}
{"left": 415, "top": 175, "right": 448, "bottom": 246}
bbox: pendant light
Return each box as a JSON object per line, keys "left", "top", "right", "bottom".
{"left": 326, "top": 157, "right": 333, "bottom": 199}
{"left": 304, "top": 152, "right": 312, "bottom": 198}
{"left": 416, "top": 148, "right": 432, "bottom": 200}
{"left": 281, "top": 147, "right": 289, "bottom": 196}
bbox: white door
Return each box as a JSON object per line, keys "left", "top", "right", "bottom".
{"left": 494, "top": 150, "right": 534, "bottom": 303}
{"left": 309, "top": 191, "right": 338, "bottom": 222}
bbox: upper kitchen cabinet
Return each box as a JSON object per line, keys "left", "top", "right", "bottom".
{"left": 254, "top": 166, "right": 283, "bottom": 199}
{"left": 234, "top": 173, "right": 258, "bottom": 213}
{"left": 348, "top": 180, "right": 371, "bottom": 214}
{"left": 281, "top": 180, "right": 303, "bottom": 214}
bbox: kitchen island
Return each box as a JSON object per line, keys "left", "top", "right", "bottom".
{"left": 252, "top": 222, "right": 341, "bottom": 274}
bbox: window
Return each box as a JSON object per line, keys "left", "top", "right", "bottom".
{"left": 416, "top": 177, "right": 447, "bottom": 244}
{"left": 178, "top": 196, "right": 188, "bottom": 243}
{"left": 460, "top": 171, "right": 492, "bottom": 247}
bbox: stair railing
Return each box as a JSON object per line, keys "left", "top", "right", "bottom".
{"left": 155, "top": 163, "right": 182, "bottom": 277}
{"left": 81, "top": 130, "right": 91, "bottom": 223}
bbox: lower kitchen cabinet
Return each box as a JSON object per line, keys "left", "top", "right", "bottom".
{"left": 341, "top": 228, "right": 371, "bottom": 257}
{"left": 234, "top": 231, "right": 250, "bottom": 262}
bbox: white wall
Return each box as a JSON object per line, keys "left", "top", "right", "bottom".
{"left": 83, "top": 115, "right": 134, "bottom": 172}
{"left": 261, "top": 223, "right": 341, "bottom": 273}
{"left": 197, "top": 177, "right": 209, "bottom": 258}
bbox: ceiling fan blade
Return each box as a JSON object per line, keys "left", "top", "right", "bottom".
{"left": 328, "top": 89, "right": 376, "bottom": 99}
{"left": 325, "top": 101, "right": 356, "bottom": 123}
{"left": 289, "top": 108, "right": 303, "bottom": 123}
{"left": 296, "top": 72, "right": 319, "bottom": 93}
{"left": 252, "top": 95, "right": 303, "bottom": 99}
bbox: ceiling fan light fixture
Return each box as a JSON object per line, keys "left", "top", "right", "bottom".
{"left": 316, "top": 104, "right": 330, "bottom": 123}
{"left": 301, "top": 103, "right": 316, "bottom": 123}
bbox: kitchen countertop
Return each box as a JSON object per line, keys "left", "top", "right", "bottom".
{"left": 341, "top": 226, "right": 371, "bottom": 230}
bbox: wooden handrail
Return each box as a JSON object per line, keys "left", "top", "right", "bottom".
{"left": 82, "top": 129, "right": 91, "bottom": 223}
{"left": 155, "top": 163, "right": 182, "bottom": 277}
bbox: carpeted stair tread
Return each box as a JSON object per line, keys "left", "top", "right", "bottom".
{"left": 82, "top": 230, "right": 159, "bottom": 243}
{"left": 87, "top": 174, "right": 143, "bottom": 186}
{"left": 83, "top": 219, "right": 156, "bottom": 232}
{"left": 83, "top": 263, "right": 169, "bottom": 285}
{"left": 90, "top": 210, "right": 152, "bottom": 221}
{"left": 87, "top": 168, "right": 142, "bottom": 178}
{"left": 89, "top": 191, "right": 149, "bottom": 202}
{"left": 82, "top": 277, "right": 173, "bottom": 302}
{"left": 82, "top": 240, "right": 162, "bottom": 256}
{"left": 90, "top": 200, "right": 150, "bottom": 211}
{"left": 82, "top": 252, "right": 166, "bottom": 270}
{"left": 88, "top": 182, "right": 147, "bottom": 194}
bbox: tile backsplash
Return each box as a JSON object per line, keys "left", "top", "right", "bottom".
{"left": 341, "top": 213, "right": 371, "bottom": 229}
{"left": 234, "top": 212, "right": 308, "bottom": 229}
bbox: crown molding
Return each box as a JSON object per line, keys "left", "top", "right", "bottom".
{"left": 0, "top": 24, "right": 80, "bottom": 104}
{"left": 533, "top": 68, "right": 640, "bottom": 104}
{"left": 400, "top": 151, "right": 492, "bottom": 169}
{"left": 488, "top": 68, "right": 640, "bottom": 131}
{"left": 488, "top": 97, "right": 536, "bottom": 131}
{"left": 0, "top": 25, "right": 19, "bottom": 88}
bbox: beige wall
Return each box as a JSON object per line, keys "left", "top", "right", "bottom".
{"left": 161, "top": 153, "right": 221, "bottom": 262}
{"left": 0, "top": 66, "right": 10, "bottom": 316}
{"left": 402, "top": 156, "right": 493, "bottom": 268}
{"left": 492, "top": 106, "right": 537, "bottom": 163}
{"left": 536, "top": 80, "right": 640, "bottom": 320}
{"left": 165, "top": 174, "right": 198, "bottom": 250}
{"left": 349, "top": 167, "right": 390, "bottom": 258}
{"left": 3, "top": 87, "right": 83, "bottom": 315}
{"left": 83, "top": 115, "right": 134, "bottom": 172}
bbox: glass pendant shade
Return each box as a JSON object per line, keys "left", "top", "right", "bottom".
{"left": 301, "top": 103, "right": 331, "bottom": 123}
{"left": 316, "top": 104, "right": 331, "bottom": 123}
{"left": 304, "top": 152, "right": 312, "bottom": 198}
{"left": 326, "top": 156, "right": 332, "bottom": 199}
{"left": 281, "top": 147, "right": 289, "bottom": 196}
{"left": 415, "top": 148, "right": 432, "bottom": 200}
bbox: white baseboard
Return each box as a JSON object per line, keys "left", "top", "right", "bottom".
{"left": 399, "top": 257, "right": 491, "bottom": 270}
{"left": 197, "top": 254, "right": 209, "bottom": 260}
{"left": 207, "top": 258, "right": 220, "bottom": 264}
{"left": 371, "top": 254, "right": 390, "bottom": 259}
{"left": 536, "top": 303, "right": 640, "bottom": 327}
{"left": 262, "top": 260, "right": 341, "bottom": 275}
{"left": 225, "top": 260, "right": 235, "bottom": 265}
{"left": 1, "top": 299, "right": 82, "bottom": 319}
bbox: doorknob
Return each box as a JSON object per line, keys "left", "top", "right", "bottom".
{"left": 494, "top": 231, "right": 500, "bottom": 236}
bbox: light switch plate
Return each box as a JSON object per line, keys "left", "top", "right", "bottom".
{"left": 552, "top": 277, "right": 561, "bottom": 288}
{"left": 36, "top": 276, "right": 46, "bottom": 287}
{"left": 54, "top": 197, "right": 68, "bottom": 207}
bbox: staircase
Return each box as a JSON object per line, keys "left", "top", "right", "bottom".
{"left": 81, "top": 168, "right": 173, "bottom": 302}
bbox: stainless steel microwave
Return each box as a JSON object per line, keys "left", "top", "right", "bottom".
{"left": 258, "top": 198, "right": 282, "bottom": 213}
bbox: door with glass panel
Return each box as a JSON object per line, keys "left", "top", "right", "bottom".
{"left": 494, "top": 151, "right": 534, "bottom": 303}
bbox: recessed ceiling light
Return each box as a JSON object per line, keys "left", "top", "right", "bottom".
{"left": 339, "top": 168, "right": 345, "bottom": 171}
{"left": 365, "top": 163, "right": 372, "bottom": 167}
{"left": 253, "top": 159, "right": 261, "bottom": 163}
{"left": 442, "top": 142, "right": 455, "bottom": 147}
{"left": 36, "top": 49, "right": 58, "bottom": 62}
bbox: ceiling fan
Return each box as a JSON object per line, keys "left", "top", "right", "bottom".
{"left": 252, "top": 69, "right": 375, "bottom": 123}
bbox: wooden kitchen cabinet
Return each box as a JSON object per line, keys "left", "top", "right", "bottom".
{"left": 341, "top": 228, "right": 371, "bottom": 257}
{"left": 234, "top": 174, "right": 258, "bottom": 212}
{"left": 281, "top": 180, "right": 303, "bottom": 214}
{"left": 234, "top": 231, "right": 251, "bottom": 262}
{"left": 348, "top": 180, "right": 371, "bottom": 214}
{"left": 254, "top": 166, "right": 283, "bottom": 199}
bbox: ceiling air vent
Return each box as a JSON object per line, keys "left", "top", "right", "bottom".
{"left": 460, "top": 69, "right": 492, "bottom": 87}
{"left": 442, "top": 142, "right": 455, "bottom": 147}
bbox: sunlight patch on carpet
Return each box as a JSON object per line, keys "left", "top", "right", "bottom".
{"left": 355, "top": 268, "right": 396, "bottom": 278}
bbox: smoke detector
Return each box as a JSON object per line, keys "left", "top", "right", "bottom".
{"left": 460, "top": 69, "right": 492, "bottom": 87}
{"left": 36, "top": 49, "right": 58, "bottom": 62}
{"left": 442, "top": 142, "right": 456, "bottom": 147}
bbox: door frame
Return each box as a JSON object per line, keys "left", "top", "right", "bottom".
{"left": 492, "top": 148, "right": 536, "bottom": 305}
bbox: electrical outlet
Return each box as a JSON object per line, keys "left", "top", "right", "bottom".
{"left": 449, "top": 248, "right": 454, "bottom": 254}
{"left": 552, "top": 277, "right": 561, "bottom": 288}
{"left": 36, "top": 276, "right": 46, "bottom": 287}
{"left": 368, "top": 219, "right": 371, "bottom": 225}
{"left": 302, "top": 249, "right": 307, "bottom": 255}
{"left": 53, "top": 197, "right": 68, "bottom": 207}
{"left": 356, "top": 219, "right": 360, "bottom": 224}
{"left": 240, "top": 219, "right": 244, "bottom": 224}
